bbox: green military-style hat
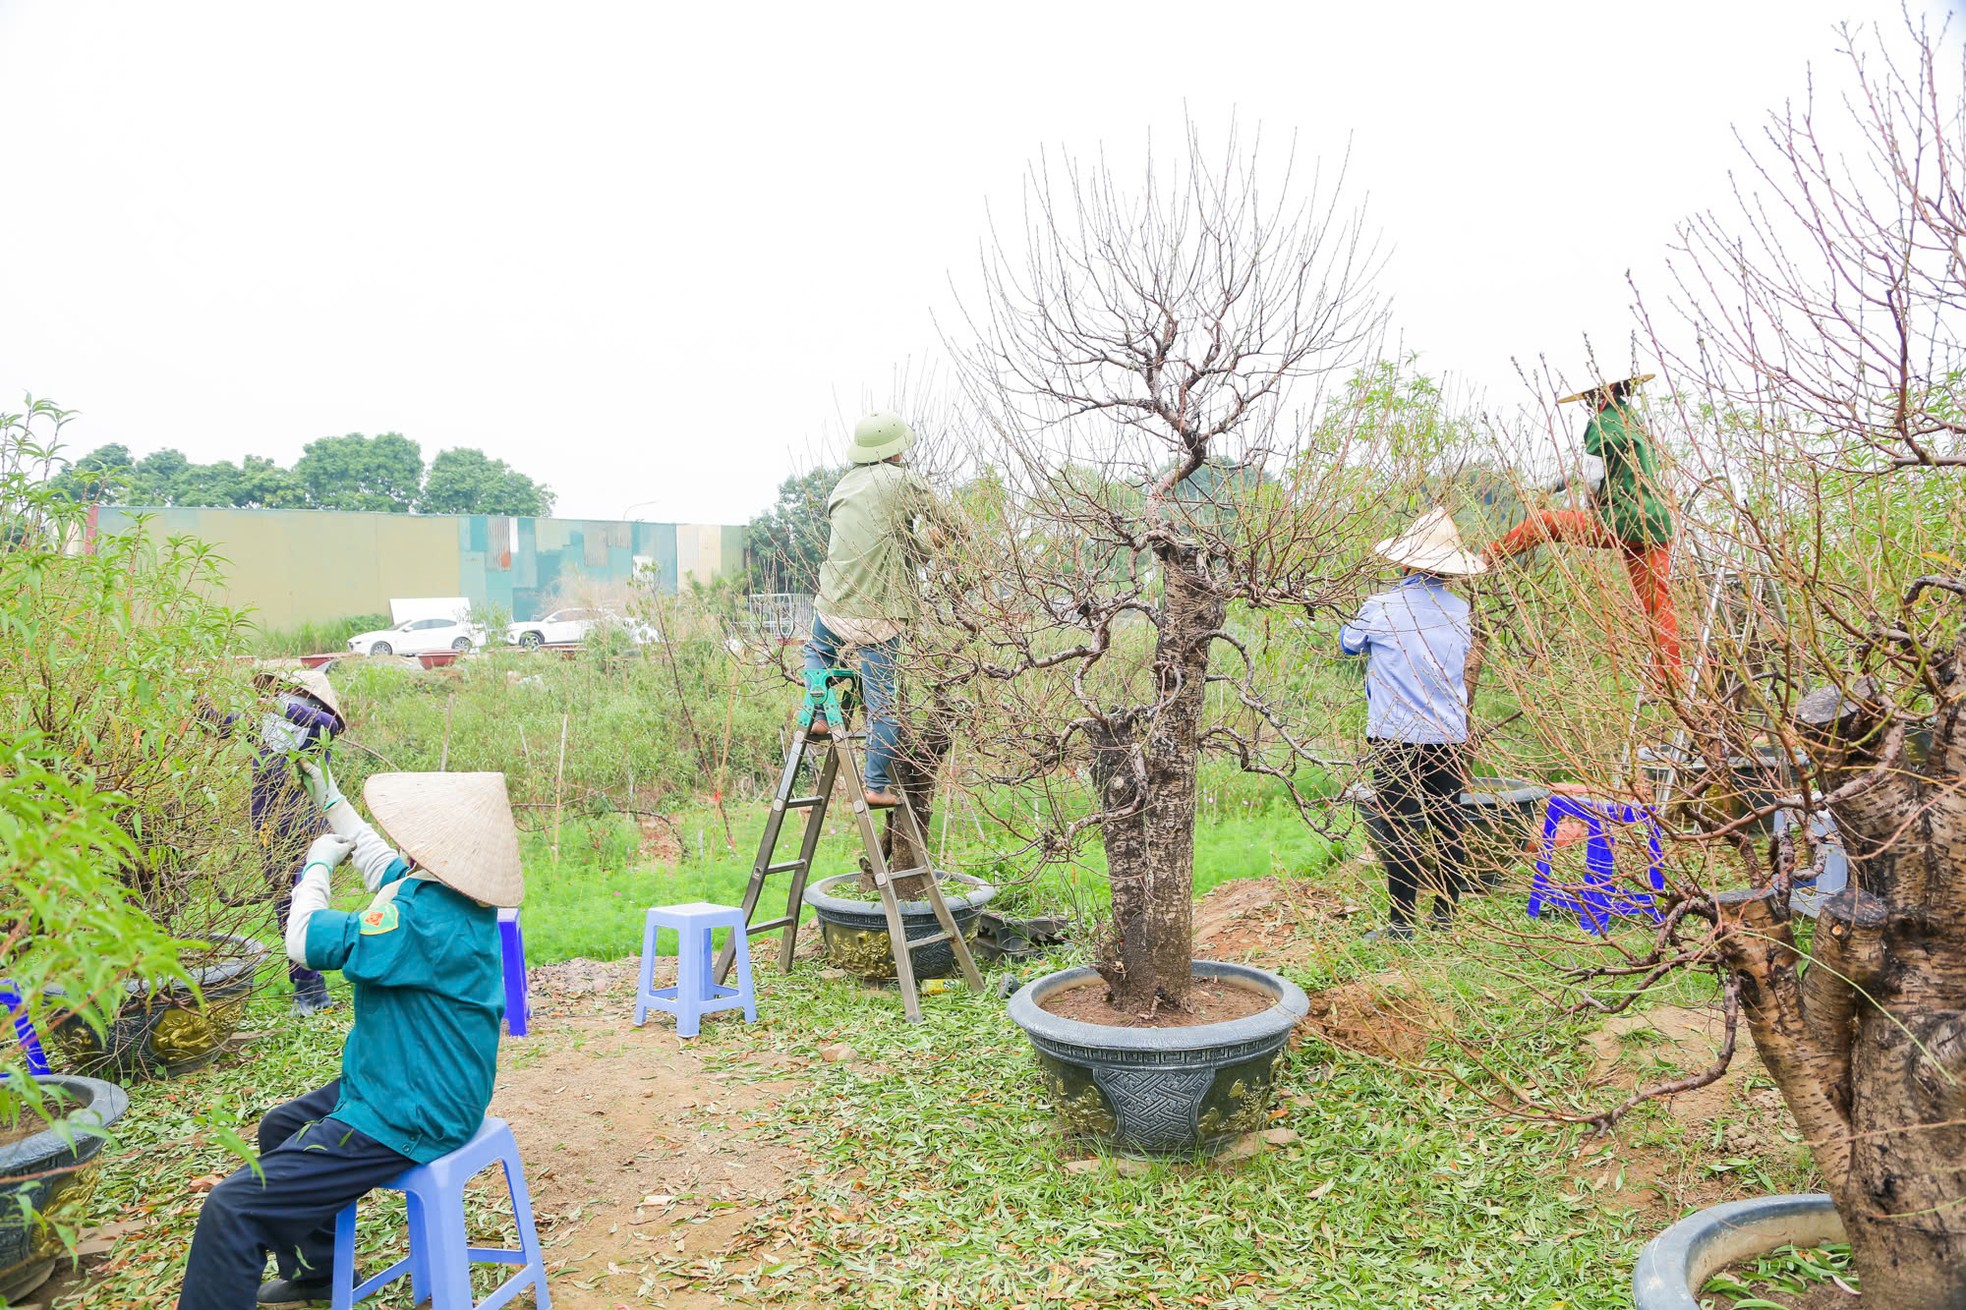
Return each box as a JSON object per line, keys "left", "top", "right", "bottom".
{"left": 847, "top": 411, "right": 917, "bottom": 464}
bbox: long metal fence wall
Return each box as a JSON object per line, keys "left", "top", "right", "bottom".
{"left": 89, "top": 505, "right": 745, "bottom": 628}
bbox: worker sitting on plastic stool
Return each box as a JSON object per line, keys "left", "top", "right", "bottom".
{"left": 178, "top": 764, "right": 521, "bottom": 1310}
{"left": 1340, "top": 508, "right": 1485, "bottom": 943}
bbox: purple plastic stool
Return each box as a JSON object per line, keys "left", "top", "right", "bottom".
{"left": 1, "top": 977, "right": 50, "bottom": 1075}
{"left": 497, "top": 908, "right": 529, "bottom": 1037}
{"left": 331, "top": 1116, "right": 549, "bottom": 1309}
{"left": 1527, "top": 794, "right": 1666, "bottom": 934}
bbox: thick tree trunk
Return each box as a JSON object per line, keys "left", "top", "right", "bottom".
{"left": 1092, "top": 558, "right": 1223, "bottom": 1014}
{"left": 1733, "top": 678, "right": 1966, "bottom": 1309}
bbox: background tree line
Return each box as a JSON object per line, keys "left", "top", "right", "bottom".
{"left": 50, "top": 430, "right": 555, "bottom": 516}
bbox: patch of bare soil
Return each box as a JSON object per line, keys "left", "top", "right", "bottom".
{"left": 1190, "top": 876, "right": 1333, "bottom": 967}
{"left": 1039, "top": 977, "right": 1274, "bottom": 1027}
{"left": 1575, "top": 1002, "right": 1805, "bottom": 1219}
{"left": 1296, "top": 975, "right": 1448, "bottom": 1063}
{"left": 491, "top": 957, "right": 812, "bottom": 1309}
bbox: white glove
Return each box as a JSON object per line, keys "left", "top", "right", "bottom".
{"left": 299, "top": 761, "right": 402, "bottom": 890}
{"left": 300, "top": 760, "right": 365, "bottom": 838}
{"left": 302, "top": 833, "right": 355, "bottom": 879}
{"left": 287, "top": 835, "right": 352, "bottom": 967}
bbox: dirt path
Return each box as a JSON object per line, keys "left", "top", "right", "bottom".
{"left": 501, "top": 959, "right": 812, "bottom": 1309}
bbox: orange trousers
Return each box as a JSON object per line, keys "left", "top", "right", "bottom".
{"left": 1490, "top": 509, "right": 1683, "bottom": 684}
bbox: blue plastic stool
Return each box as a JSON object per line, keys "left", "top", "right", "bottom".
{"left": 635, "top": 903, "right": 757, "bottom": 1038}
{"left": 1527, "top": 794, "right": 1666, "bottom": 934}
{"left": 498, "top": 908, "right": 530, "bottom": 1037}
{"left": 331, "top": 1116, "right": 549, "bottom": 1310}
{"left": 1, "top": 977, "right": 50, "bottom": 1075}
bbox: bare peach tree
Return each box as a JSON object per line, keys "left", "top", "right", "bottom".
{"left": 1464, "top": 18, "right": 1965, "bottom": 1305}
{"left": 924, "top": 127, "right": 1397, "bottom": 1013}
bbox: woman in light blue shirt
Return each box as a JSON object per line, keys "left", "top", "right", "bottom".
{"left": 1340, "top": 509, "right": 1485, "bottom": 942}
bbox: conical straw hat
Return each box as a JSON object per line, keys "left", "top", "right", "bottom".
{"left": 1555, "top": 373, "right": 1656, "bottom": 405}
{"left": 1374, "top": 507, "right": 1487, "bottom": 577}
{"left": 254, "top": 665, "right": 343, "bottom": 721}
{"left": 363, "top": 772, "right": 524, "bottom": 907}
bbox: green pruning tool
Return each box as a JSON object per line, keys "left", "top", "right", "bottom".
{"left": 796, "top": 667, "right": 858, "bottom": 737}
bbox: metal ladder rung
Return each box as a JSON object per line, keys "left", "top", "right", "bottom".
{"left": 905, "top": 931, "right": 954, "bottom": 948}
{"left": 784, "top": 796, "right": 826, "bottom": 810}
{"left": 745, "top": 915, "right": 798, "bottom": 933}
{"left": 762, "top": 859, "right": 807, "bottom": 876}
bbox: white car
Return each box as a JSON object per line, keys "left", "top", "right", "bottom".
{"left": 348, "top": 616, "right": 485, "bottom": 657}
{"left": 505, "top": 607, "right": 659, "bottom": 649}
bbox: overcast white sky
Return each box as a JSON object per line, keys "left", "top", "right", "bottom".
{"left": 0, "top": 2, "right": 1946, "bottom": 522}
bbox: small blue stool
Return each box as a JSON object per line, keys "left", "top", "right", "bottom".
{"left": 1, "top": 978, "right": 50, "bottom": 1076}
{"left": 635, "top": 903, "right": 757, "bottom": 1038}
{"left": 497, "top": 908, "right": 530, "bottom": 1037}
{"left": 1527, "top": 794, "right": 1666, "bottom": 934}
{"left": 332, "top": 1117, "right": 549, "bottom": 1310}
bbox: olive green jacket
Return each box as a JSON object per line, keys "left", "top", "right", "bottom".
{"left": 815, "top": 463, "right": 954, "bottom": 623}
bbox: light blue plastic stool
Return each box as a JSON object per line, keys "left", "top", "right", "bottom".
{"left": 635, "top": 903, "right": 757, "bottom": 1038}
{"left": 331, "top": 1117, "right": 549, "bottom": 1310}
{"left": 1527, "top": 794, "right": 1667, "bottom": 934}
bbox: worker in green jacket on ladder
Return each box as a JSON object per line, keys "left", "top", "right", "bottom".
{"left": 804, "top": 411, "right": 958, "bottom": 808}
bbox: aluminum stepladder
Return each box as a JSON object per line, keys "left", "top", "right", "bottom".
{"left": 713, "top": 666, "right": 985, "bottom": 1021}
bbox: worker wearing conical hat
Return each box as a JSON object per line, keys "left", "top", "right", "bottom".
{"left": 1340, "top": 508, "right": 1485, "bottom": 943}
{"left": 244, "top": 666, "right": 347, "bottom": 1016}
{"left": 1483, "top": 375, "right": 1682, "bottom": 684}
{"left": 180, "top": 765, "right": 521, "bottom": 1310}
{"left": 803, "top": 411, "right": 959, "bottom": 808}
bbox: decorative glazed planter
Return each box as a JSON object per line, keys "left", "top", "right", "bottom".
{"left": 1008, "top": 960, "right": 1309, "bottom": 1158}
{"left": 803, "top": 872, "right": 996, "bottom": 981}
{"left": 0, "top": 1074, "right": 129, "bottom": 1302}
{"left": 1632, "top": 1193, "right": 1843, "bottom": 1309}
{"left": 50, "top": 933, "right": 267, "bottom": 1080}
{"left": 1456, "top": 777, "right": 1550, "bottom": 885}
{"left": 974, "top": 912, "right": 1075, "bottom": 967}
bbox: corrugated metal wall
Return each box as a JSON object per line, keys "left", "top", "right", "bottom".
{"left": 91, "top": 505, "right": 744, "bottom": 628}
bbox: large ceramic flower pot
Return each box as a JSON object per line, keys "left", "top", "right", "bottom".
{"left": 1008, "top": 960, "right": 1309, "bottom": 1158}
{"left": 0, "top": 1074, "right": 129, "bottom": 1302}
{"left": 1456, "top": 777, "right": 1550, "bottom": 885}
{"left": 803, "top": 872, "right": 996, "bottom": 980}
{"left": 1632, "top": 1193, "right": 1843, "bottom": 1309}
{"left": 51, "top": 933, "right": 268, "bottom": 1080}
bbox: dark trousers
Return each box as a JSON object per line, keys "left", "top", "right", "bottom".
{"left": 179, "top": 1081, "right": 411, "bottom": 1309}
{"left": 1368, "top": 741, "right": 1470, "bottom": 926}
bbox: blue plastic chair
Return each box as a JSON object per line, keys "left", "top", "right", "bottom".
{"left": 497, "top": 908, "right": 530, "bottom": 1038}
{"left": 635, "top": 903, "right": 757, "bottom": 1038}
{"left": 1, "top": 977, "right": 50, "bottom": 1075}
{"left": 1527, "top": 794, "right": 1666, "bottom": 934}
{"left": 331, "top": 1116, "right": 549, "bottom": 1310}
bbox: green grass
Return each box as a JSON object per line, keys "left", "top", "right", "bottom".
{"left": 46, "top": 834, "right": 1820, "bottom": 1309}
{"left": 250, "top": 613, "right": 391, "bottom": 657}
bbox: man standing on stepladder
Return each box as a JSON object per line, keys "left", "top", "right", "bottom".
{"left": 1482, "top": 374, "right": 1682, "bottom": 687}
{"left": 803, "top": 411, "right": 956, "bottom": 808}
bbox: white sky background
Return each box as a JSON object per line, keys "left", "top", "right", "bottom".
{"left": 0, "top": 1, "right": 1949, "bottom": 523}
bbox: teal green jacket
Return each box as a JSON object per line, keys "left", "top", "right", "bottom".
{"left": 304, "top": 862, "right": 503, "bottom": 1162}
{"left": 1584, "top": 400, "right": 1674, "bottom": 547}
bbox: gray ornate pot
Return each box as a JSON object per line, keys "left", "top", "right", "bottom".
{"left": 1456, "top": 777, "right": 1550, "bottom": 886}
{"left": 1632, "top": 1193, "right": 1842, "bottom": 1309}
{"left": 1008, "top": 960, "right": 1309, "bottom": 1158}
{"left": 0, "top": 1074, "right": 129, "bottom": 1302}
{"left": 803, "top": 872, "right": 995, "bottom": 981}
{"left": 51, "top": 933, "right": 268, "bottom": 1080}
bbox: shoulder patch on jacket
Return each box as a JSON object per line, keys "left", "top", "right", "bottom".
{"left": 359, "top": 901, "right": 400, "bottom": 935}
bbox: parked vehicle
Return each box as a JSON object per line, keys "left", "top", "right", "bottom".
{"left": 505, "top": 608, "right": 658, "bottom": 649}
{"left": 347, "top": 615, "right": 484, "bottom": 656}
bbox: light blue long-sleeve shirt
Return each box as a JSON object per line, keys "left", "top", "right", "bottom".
{"left": 1338, "top": 575, "right": 1471, "bottom": 744}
